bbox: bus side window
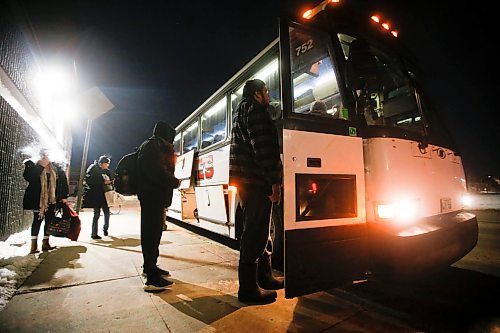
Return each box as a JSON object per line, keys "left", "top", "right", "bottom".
{"left": 173, "top": 133, "right": 181, "bottom": 155}
{"left": 201, "top": 97, "right": 227, "bottom": 149}
{"left": 290, "top": 28, "right": 343, "bottom": 118}
{"left": 182, "top": 120, "right": 199, "bottom": 154}
{"left": 231, "top": 56, "right": 282, "bottom": 124}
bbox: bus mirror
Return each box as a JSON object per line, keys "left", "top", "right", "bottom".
{"left": 346, "top": 39, "right": 378, "bottom": 91}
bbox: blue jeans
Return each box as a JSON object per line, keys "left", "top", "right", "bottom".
{"left": 92, "top": 205, "right": 110, "bottom": 236}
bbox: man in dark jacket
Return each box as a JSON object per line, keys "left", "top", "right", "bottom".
{"left": 84, "top": 156, "right": 113, "bottom": 239}
{"left": 229, "top": 79, "right": 283, "bottom": 304}
{"left": 137, "top": 121, "right": 180, "bottom": 291}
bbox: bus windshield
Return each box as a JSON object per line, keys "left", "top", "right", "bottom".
{"left": 339, "top": 33, "right": 425, "bottom": 135}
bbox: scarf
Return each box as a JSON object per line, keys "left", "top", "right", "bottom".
{"left": 39, "top": 163, "right": 57, "bottom": 218}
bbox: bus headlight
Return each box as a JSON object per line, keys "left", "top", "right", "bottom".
{"left": 461, "top": 194, "right": 472, "bottom": 207}
{"left": 376, "top": 199, "right": 420, "bottom": 223}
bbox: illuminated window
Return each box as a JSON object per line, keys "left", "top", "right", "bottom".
{"left": 182, "top": 121, "right": 198, "bottom": 154}
{"left": 201, "top": 97, "right": 227, "bottom": 149}
{"left": 231, "top": 56, "right": 282, "bottom": 121}
{"left": 173, "top": 133, "right": 181, "bottom": 155}
{"left": 290, "top": 27, "right": 344, "bottom": 119}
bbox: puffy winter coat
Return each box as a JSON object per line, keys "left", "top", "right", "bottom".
{"left": 23, "top": 160, "right": 69, "bottom": 210}
{"left": 83, "top": 162, "right": 112, "bottom": 208}
{"left": 137, "top": 136, "right": 178, "bottom": 207}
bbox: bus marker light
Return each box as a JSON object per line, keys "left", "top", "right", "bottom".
{"left": 303, "top": 9, "right": 313, "bottom": 19}
{"left": 391, "top": 30, "right": 399, "bottom": 37}
{"left": 228, "top": 185, "right": 237, "bottom": 193}
{"left": 310, "top": 182, "right": 318, "bottom": 195}
{"left": 329, "top": 0, "right": 340, "bottom": 3}
{"left": 370, "top": 15, "right": 380, "bottom": 23}
{"left": 382, "top": 22, "right": 390, "bottom": 30}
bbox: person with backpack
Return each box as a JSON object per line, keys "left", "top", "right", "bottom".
{"left": 84, "top": 155, "right": 113, "bottom": 239}
{"left": 137, "top": 121, "right": 180, "bottom": 291}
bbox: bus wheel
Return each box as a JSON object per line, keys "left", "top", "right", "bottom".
{"left": 270, "top": 203, "right": 284, "bottom": 271}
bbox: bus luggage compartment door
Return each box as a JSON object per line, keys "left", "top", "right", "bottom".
{"left": 283, "top": 129, "right": 369, "bottom": 298}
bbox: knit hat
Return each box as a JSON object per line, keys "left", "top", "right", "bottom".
{"left": 98, "top": 156, "right": 110, "bottom": 164}
{"left": 153, "top": 121, "right": 176, "bottom": 143}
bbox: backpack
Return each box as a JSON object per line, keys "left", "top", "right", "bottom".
{"left": 114, "top": 151, "right": 138, "bottom": 195}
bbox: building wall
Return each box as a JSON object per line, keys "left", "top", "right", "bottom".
{"left": 0, "top": 2, "right": 72, "bottom": 239}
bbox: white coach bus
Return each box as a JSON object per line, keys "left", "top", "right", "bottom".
{"left": 167, "top": 1, "right": 478, "bottom": 298}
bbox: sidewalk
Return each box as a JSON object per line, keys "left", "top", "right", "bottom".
{"left": 0, "top": 205, "right": 414, "bottom": 332}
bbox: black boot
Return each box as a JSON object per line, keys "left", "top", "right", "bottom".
{"left": 258, "top": 254, "right": 284, "bottom": 290}
{"left": 238, "top": 262, "right": 277, "bottom": 304}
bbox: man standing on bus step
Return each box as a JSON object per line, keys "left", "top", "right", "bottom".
{"left": 230, "top": 79, "right": 283, "bottom": 304}
{"left": 137, "top": 121, "right": 180, "bottom": 291}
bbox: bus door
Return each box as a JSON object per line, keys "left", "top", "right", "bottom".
{"left": 171, "top": 149, "right": 196, "bottom": 221}
{"left": 280, "top": 21, "right": 369, "bottom": 298}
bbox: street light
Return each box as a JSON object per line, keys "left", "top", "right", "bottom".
{"left": 74, "top": 86, "right": 114, "bottom": 213}
{"left": 32, "top": 61, "right": 114, "bottom": 213}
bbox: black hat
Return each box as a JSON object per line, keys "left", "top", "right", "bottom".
{"left": 98, "top": 156, "right": 110, "bottom": 164}
{"left": 153, "top": 121, "right": 176, "bottom": 143}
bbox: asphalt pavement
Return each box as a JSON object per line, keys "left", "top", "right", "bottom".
{"left": 0, "top": 204, "right": 417, "bottom": 332}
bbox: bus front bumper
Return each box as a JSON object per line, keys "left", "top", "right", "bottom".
{"left": 368, "top": 211, "right": 478, "bottom": 276}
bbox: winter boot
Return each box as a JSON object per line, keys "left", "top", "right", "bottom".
{"left": 42, "top": 238, "right": 56, "bottom": 251}
{"left": 30, "top": 238, "right": 39, "bottom": 254}
{"left": 258, "top": 254, "right": 284, "bottom": 290}
{"left": 238, "top": 262, "right": 277, "bottom": 304}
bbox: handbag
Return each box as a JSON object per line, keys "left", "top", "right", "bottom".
{"left": 105, "top": 190, "right": 117, "bottom": 207}
{"left": 47, "top": 207, "right": 71, "bottom": 237}
{"left": 65, "top": 203, "right": 81, "bottom": 241}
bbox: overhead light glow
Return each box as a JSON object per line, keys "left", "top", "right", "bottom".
{"left": 254, "top": 59, "right": 279, "bottom": 81}
{"left": 186, "top": 122, "right": 198, "bottom": 132}
{"left": 329, "top": 0, "right": 340, "bottom": 3}
{"left": 205, "top": 98, "right": 226, "bottom": 118}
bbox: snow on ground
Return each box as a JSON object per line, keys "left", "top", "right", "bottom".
{"left": 0, "top": 229, "right": 42, "bottom": 311}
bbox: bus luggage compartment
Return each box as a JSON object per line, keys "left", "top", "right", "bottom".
{"left": 368, "top": 211, "right": 478, "bottom": 277}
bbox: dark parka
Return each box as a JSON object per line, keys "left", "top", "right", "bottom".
{"left": 137, "top": 122, "right": 179, "bottom": 207}
{"left": 84, "top": 162, "right": 112, "bottom": 208}
{"left": 23, "top": 160, "right": 69, "bottom": 210}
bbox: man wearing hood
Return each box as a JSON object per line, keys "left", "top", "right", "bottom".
{"left": 137, "top": 121, "right": 180, "bottom": 291}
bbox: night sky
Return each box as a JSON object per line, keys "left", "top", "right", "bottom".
{"left": 19, "top": 0, "right": 498, "bottom": 180}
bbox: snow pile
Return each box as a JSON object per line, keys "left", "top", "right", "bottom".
{"left": 0, "top": 229, "right": 42, "bottom": 311}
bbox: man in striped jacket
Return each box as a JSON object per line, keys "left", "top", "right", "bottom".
{"left": 230, "top": 79, "right": 283, "bottom": 304}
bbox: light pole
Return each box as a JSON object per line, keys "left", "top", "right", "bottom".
{"left": 74, "top": 86, "right": 114, "bottom": 213}
{"left": 75, "top": 118, "right": 92, "bottom": 213}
